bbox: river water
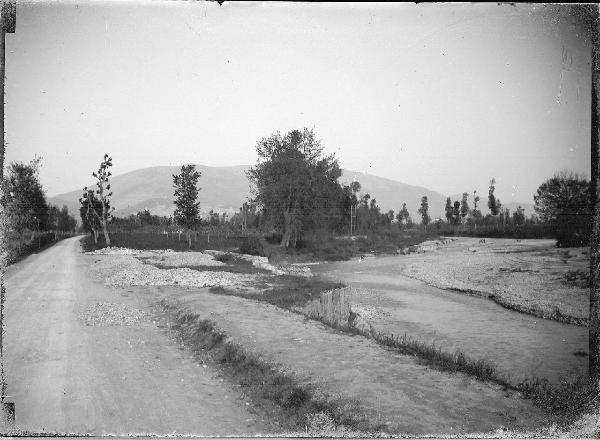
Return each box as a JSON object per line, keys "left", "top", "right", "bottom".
{"left": 312, "top": 255, "right": 588, "bottom": 384}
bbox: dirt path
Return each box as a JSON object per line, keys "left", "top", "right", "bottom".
{"left": 3, "top": 237, "right": 270, "bottom": 435}
{"left": 137, "top": 283, "right": 550, "bottom": 436}
{"left": 312, "top": 256, "right": 588, "bottom": 384}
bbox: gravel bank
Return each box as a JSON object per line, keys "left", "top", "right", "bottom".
{"left": 85, "top": 248, "right": 313, "bottom": 291}
{"left": 78, "top": 301, "right": 149, "bottom": 326}
{"left": 399, "top": 238, "right": 589, "bottom": 325}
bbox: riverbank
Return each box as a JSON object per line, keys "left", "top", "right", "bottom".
{"left": 85, "top": 248, "right": 551, "bottom": 435}
{"left": 396, "top": 237, "right": 589, "bottom": 326}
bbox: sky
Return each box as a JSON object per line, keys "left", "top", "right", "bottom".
{"left": 4, "top": 1, "right": 593, "bottom": 204}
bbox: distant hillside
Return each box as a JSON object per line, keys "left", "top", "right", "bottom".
{"left": 49, "top": 165, "right": 252, "bottom": 219}
{"left": 49, "top": 164, "right": 532, "bottom": 222}
{"left": 339, "top": 170, "right": 448, "bottom": 220}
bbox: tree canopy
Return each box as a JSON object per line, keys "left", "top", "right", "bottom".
{"left": 1, "top": 157, "right": 49, "bottom": 234}
{"left": 247, "top": 128, "right": 344, "bottom": 247}
{"left": 534, "top": 171, "right": 591, "bottom": 247}
{"left": 173, "top": 164, "right": 201, "bottom": 229}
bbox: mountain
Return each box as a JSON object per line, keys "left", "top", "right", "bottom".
{"left": 48, "top": 164, "right": 531, "bottom": 222}
{"left": 49, "top": 165, "right": 253, "bottom": 219}
{"left": 339, "top": 170, "right": 448, "bottom": 220}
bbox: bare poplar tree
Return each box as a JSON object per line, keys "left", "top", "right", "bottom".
{"left": 83, "top": 154, "right": 114, "bottom": 247}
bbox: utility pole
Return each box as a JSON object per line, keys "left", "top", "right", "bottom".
{"left": 0, "top": 0, "right": 15, "bottom": 427}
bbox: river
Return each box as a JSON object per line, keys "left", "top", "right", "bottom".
{"left": 312, "top": 255, "right": 588, "bottom": 384}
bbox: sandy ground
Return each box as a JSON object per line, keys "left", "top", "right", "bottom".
{"left": 3, "top": 237, "right": 272, "bottom": 435}
{"left": 312, "top": 265, "right": 588, "bottom": 384}
{"left": 397, "top": 238, "right": 589, "bottom": 324}
{"left": 87, "top": 249, "right": 551, "bottom": 435}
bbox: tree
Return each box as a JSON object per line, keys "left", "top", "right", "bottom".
{"left": 513, "top": 206, "right": 525, "bottom": 226}
{"left": 445, "top": 197, "right": 453, "bottom": 223}
{"left": 418, "top": 196, "right": 430, "bottom": 227}
{"left": 534, "top": 171, "right": 591, "bottom": 247}
{"left": 396, "top": 203, "right": 410, "bottom": 227}
{"left": 471, "top": 190, "right": 482, "bottom": 226}
{"left": 460, "top": 192, "right": 470, "bottom": 223}
{"left": 173, "top": 164, "right": 201, "bottom": 229}
{"left": 452, "top": 201, "right": 461, "bottom": 225}
{"left": 54, "top": 205, "right": 76, "bottom": 232}
{"left": 83, "top": 154, "right": 114, "bottom": 246}
{"left": 247, "top": 128, "right": 343, "bottom": 247}
{"left": 488, "top": 178, "right": 500, "bottom": 216}
{"left": 385, "top": 210, "right": 395, "bottom": 225}
{"left": 79, "top": 188, "right": 104, "bottom": 243}
{"left": 1, "top": 157, "right": 49, "bottom": 242}
{"left": 209, "top": 210, "right": 220, "bottom": 226}
{"left": 339, "top": 181, "right": 360, "bottom": 234}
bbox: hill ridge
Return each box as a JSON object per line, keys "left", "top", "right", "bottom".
{"left": 48, "top": 164, "right": 533, "bottom": 221}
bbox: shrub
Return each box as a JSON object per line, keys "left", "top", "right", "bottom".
{"left": 264, "top": 231, "right": 282, "bottom": 245}
{"left": 239, "top": 236, "right": 264, "bottom": 256}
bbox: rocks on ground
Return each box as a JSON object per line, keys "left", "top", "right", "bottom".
{"left": 78, "top": 301, "right": 148, "bottom": 326}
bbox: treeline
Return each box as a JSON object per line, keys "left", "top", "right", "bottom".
{"left": 1, "top": 157, "right": 78, "bottom": 261}
{"left": 82, "top": 130, "right": 590, "bottom": 250}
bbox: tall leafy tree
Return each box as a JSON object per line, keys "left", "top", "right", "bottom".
{"left": 49, "top": 205, "right": 77, "bottom": 233}
{"left": 488, "top": 178, "right": 500, "bottom": 216}
{"left": 534, "top": 171, "right": 591, "bottom": 247}
{"left": 513, "top": 206, "right": 525, "bottom": 226}
{"left": 173, "top": 164, "right": 201, "bottom": 229}
{"left": 460, "top": 192, "right": 470, "bottom": 222}
{"left": 79, "top": 188, "right": 105, "bottom": 244}
{"left": 396, "top": 202, "right": 410, "bottom": 227}
{"left": 445, "top": 197, "right": 453, "bottom": 223}
{"left": 418, "top": 196, "right": 430, "bottom": 227}
{"left": 452, "top": 201, "right": 461, "bottom": 225}
{"left": 247, "top": 128, "right": 343, "bottom": 247}
{"left": 471, "top": 190, "right": 482, "bottom": 224}
{"left": 1, "top": 157, "right": 49, "bottom": 242}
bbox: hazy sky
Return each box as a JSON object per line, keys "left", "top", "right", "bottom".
{"left": 5, "top": 1, "right": 592, "bottom": 204}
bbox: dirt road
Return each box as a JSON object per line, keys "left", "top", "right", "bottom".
{"left": 3, "top": 237, "right": 269, "bottom": 435}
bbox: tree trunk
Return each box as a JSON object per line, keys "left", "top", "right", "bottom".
{"left": 590, "top": 4, "right": 600, "bottom": 387}
{"left": 280, "top": 211, "right": 292, "bottom": 248}
{"left": 100, "top": 220, "right": 111, "bottom": 247}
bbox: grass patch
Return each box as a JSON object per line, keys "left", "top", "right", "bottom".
{"left": 80, "top": 232, "right": 251, "bottom": 253}
{"left": 264, "top": 230, "right": 442, "bottom": 264}
{"left": 210, "top": 275, "right": 345, "bottom": 310}
{"left": 371, "top": 332, "right": 501, "bottom": 383}
{"left": 518, "top": 376, "right": 598, "bottom": 427}
{"left": 562, "top": 269, "right": 591, "bottom": 289}
{"left": 157, "top": 300, "right": 385, "bottom": 434}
